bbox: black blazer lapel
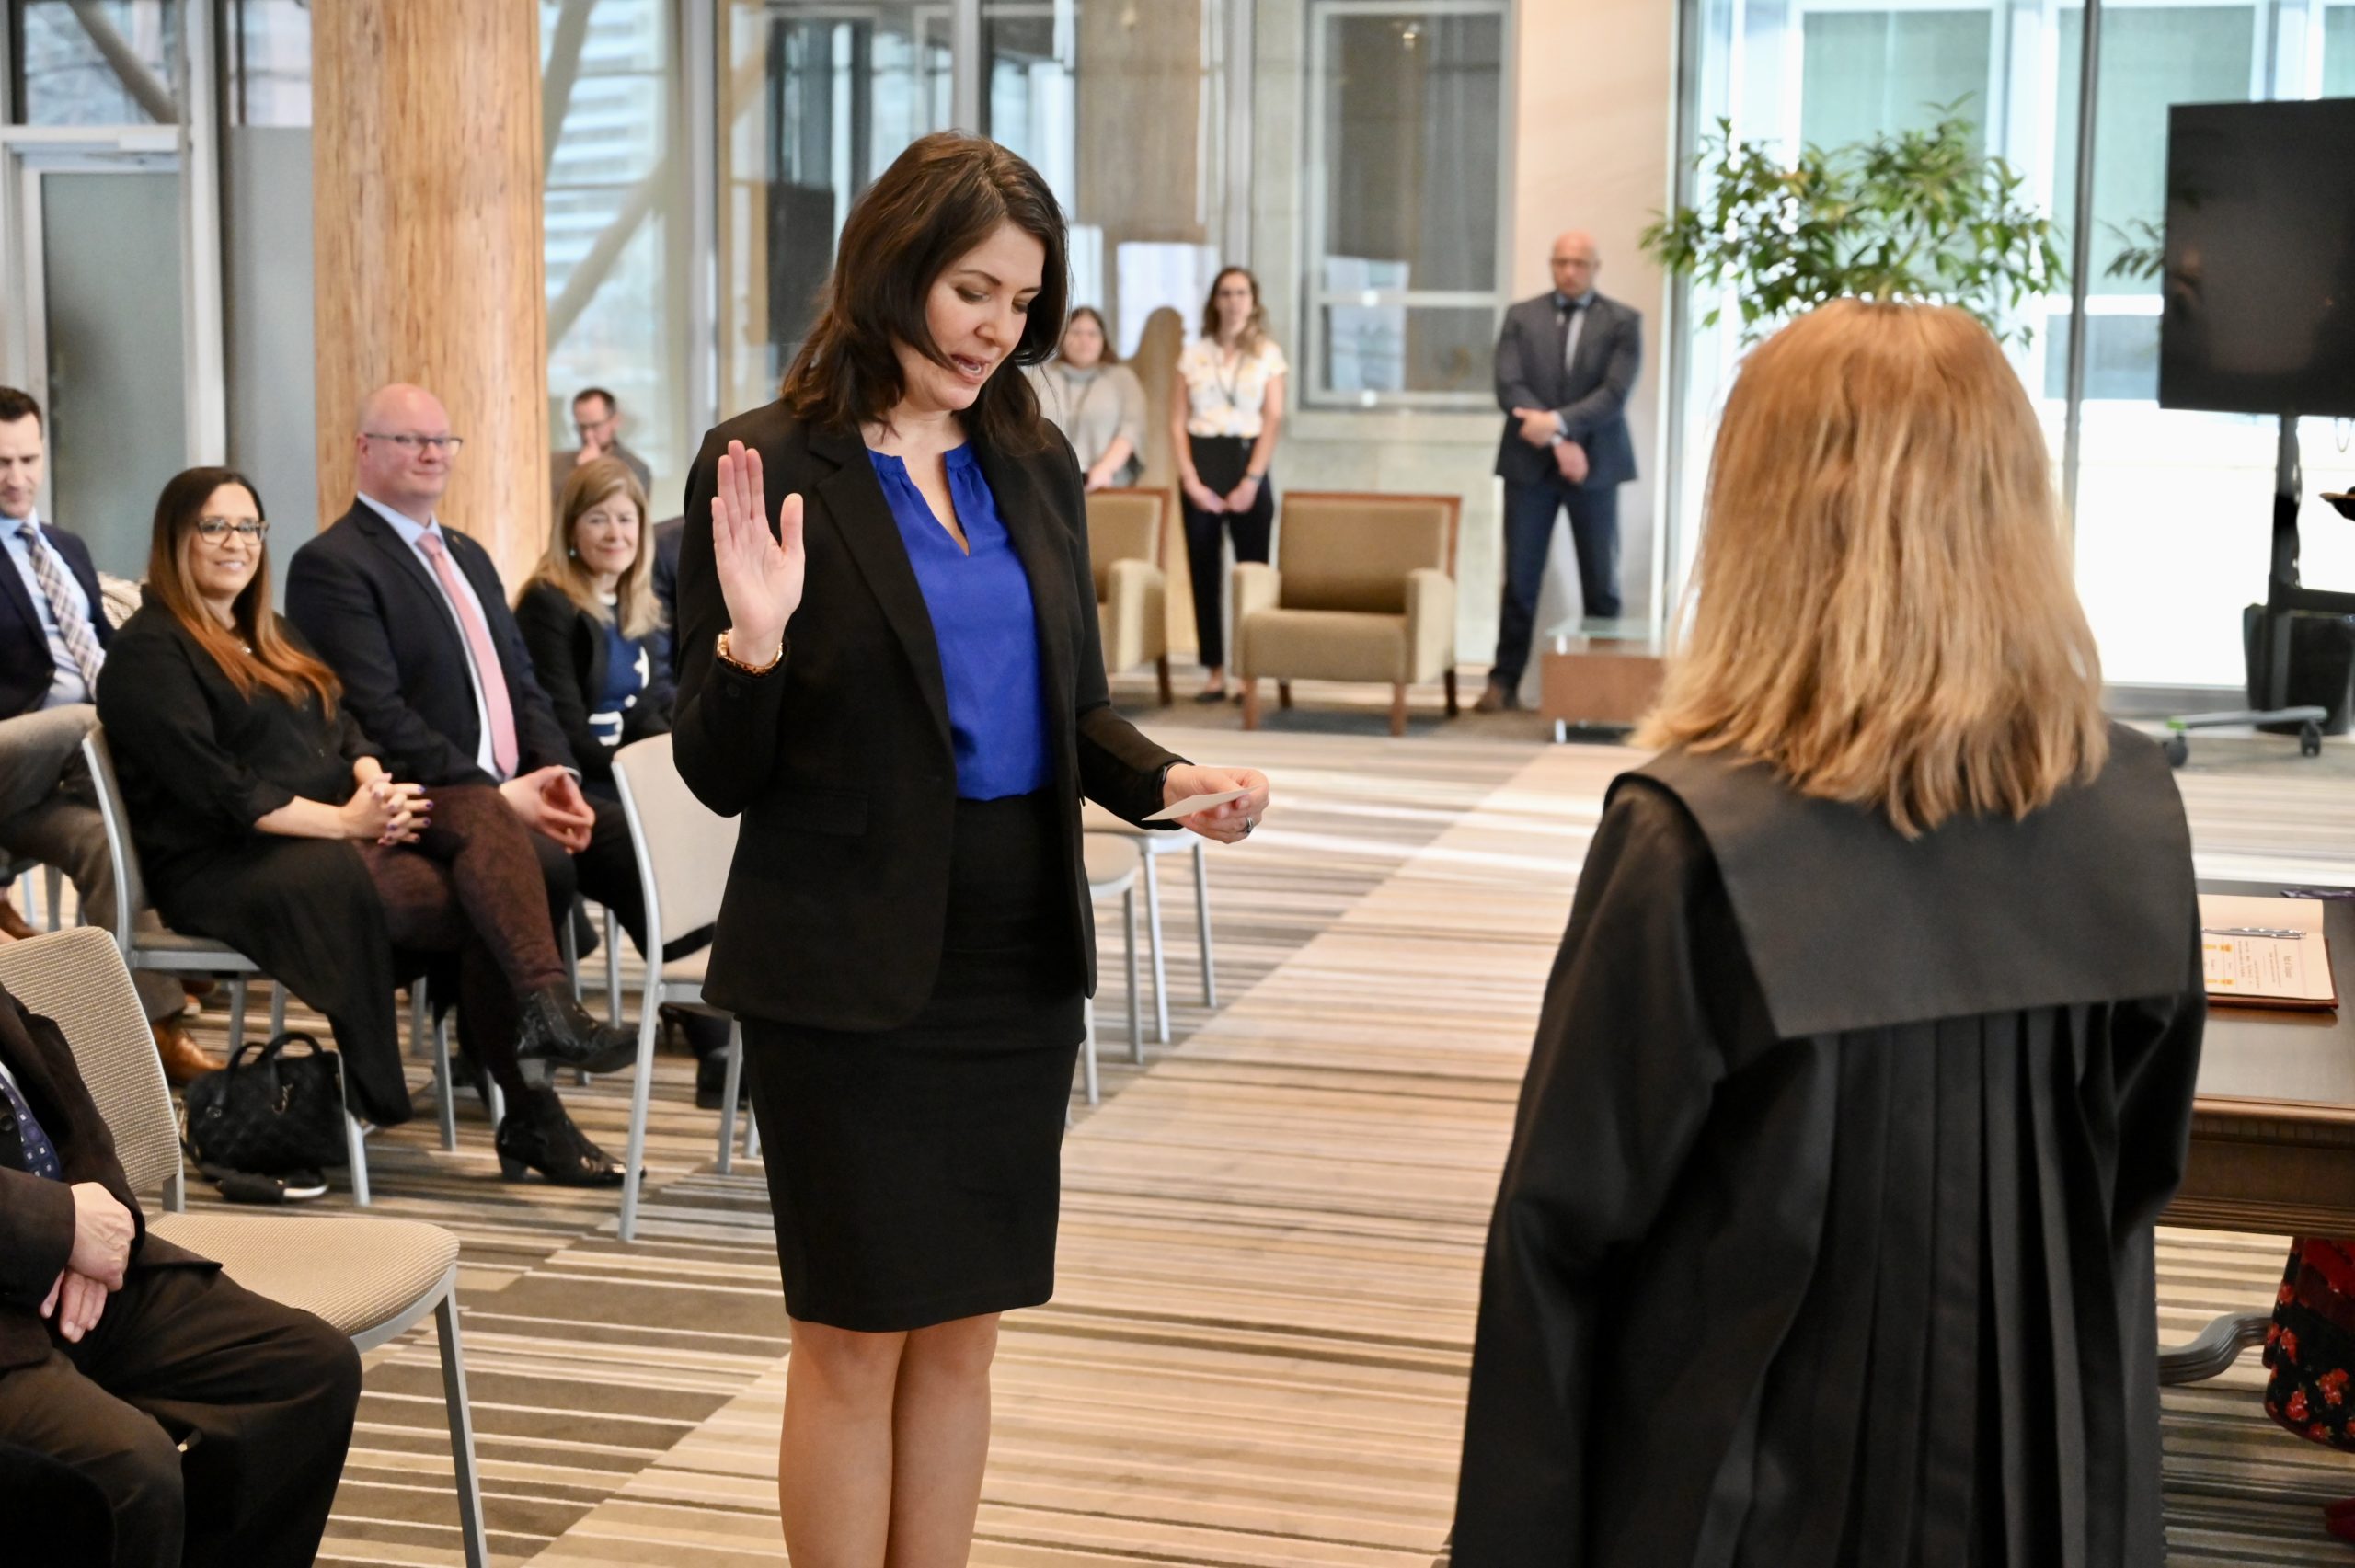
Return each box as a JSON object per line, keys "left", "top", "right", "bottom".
{"left": 0, "top": 540, "right": 41, "bottom": 667}
{"left": 805, "top": 425, "right": 954, "bottom": 754}
{"left": 347, "top": 503, "right": 470, "bottom": 654}
{"left": 977, "top": 441, "right": 1077, "bottom": 758}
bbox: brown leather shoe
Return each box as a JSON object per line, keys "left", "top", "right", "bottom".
{"left": 1472, "top": 681, "right": 1519, "bottom": 715}
{"left": 0, "top": 898, "right": 35, "bottom": 944}
{"left": 151, "top": 1020, "right": 216, "bottom": 1086}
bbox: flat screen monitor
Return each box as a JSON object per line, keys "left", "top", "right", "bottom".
{"left": 2160, "top": 98, "right": 2355, "bottom": 419}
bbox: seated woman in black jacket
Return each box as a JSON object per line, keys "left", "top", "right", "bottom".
{"left": 96, "top": 467, "right": 639, "bottom": 1185}
{"left": 515, "top": 458, "right": 673, "bottom": 801}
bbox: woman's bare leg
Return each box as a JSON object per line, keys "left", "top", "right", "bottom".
{"left": 779, "top": 1319, "right": 904, "bottom": 1567}
{"left": 884, "top": 1313, "right": 1000, "bottom": 1568}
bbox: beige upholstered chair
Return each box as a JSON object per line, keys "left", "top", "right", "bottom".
{"left": 1234, "top": 492, "right": 1462, "bottom": 736}
{"left": 1086, "top": 487, "right": 1173, "bottom": 704}
{"left": 0, "top": 928, "right": 487, "bottom": 1566}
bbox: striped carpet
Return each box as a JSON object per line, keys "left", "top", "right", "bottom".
{"left": 58, "top": 696, "right": 2355, "bottom": 1563}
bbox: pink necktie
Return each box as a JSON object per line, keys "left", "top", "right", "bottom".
{"left": 415, "top": 528, "right": 520, "bottom": 779}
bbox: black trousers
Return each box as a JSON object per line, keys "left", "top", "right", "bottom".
{"left": 1492, "top": 476, "right": 1622, "bottom": 688}
{"left": 0, "top": 1263, "right": 362, "bottom": 1568}
{"left": 1180, "top": 434, "right": 1275, "bottom": 671}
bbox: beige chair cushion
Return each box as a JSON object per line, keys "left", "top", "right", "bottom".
{"left": 151, "top": 1213, "right": 457, "bottom": 1338}
{"left": 1276, "top": 496, "right": 1453, "bottom": 613}
{"left": 1240, "top": 608, "right": 1411, "bottom": 684}
{"left": 0, "top": 928, "right": 183, "bottom": 1199}
{"left": 1083, "top": 834, "right": 1140, "bottom": 895}
{"left": 1097, "top": 557, "right": 1166, "bottom": 675}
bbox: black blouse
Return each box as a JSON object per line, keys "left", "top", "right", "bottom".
{"left": 95, "top": 594, "right": 380, "bottom": 886}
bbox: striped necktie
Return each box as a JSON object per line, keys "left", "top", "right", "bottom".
{"left": 14, "top": 521, "right": 104, "bottom": 692}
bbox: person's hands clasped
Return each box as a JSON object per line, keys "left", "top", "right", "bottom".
{"left": 1163, "top": 763, "right": 1271, "bottom": 845}
{"left": 342, "top": 777, "right": 431, "bottom": 845}
{"left": 1553, "top": 440, "right": 1590, "bottom": 486}
{"left": 1084, "top": 464, "right": 1119, "bottom": 494}
{"left": 1222, "top": 475, "right": 1261, "bottom": 513}
{"left": 1513, "top": 406, "right": 1560, "bottom": 448}
{"left": 1181, "top": 475, "right": 1227, "bottom": 515}
{"left": 65, "top": 1181, "right": 132, "bottom": 1289}
{"left": 712, "top": 439, "right": 807, "bottom": 668}
{"left": 500, "top": 765, "right": 595, "bottom": 853}
{"left": 40, "top": 1268, "right": 109, "bottom": 1343}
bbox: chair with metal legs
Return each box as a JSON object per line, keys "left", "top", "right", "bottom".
{"left": 0, "top": 927, "right": 489, "bottom": 1568}
{"left": 611, "top": 736, "right": 745, "bottom": 1242}
{"left": 1082, "top": 802, "right": 1218, "bottom": 1050}
{"left": 1078, "top": 835, "right": 1143, "bottom": 1105}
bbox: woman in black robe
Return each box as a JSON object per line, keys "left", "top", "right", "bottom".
{"left": 95, "top": 467, "right": 638, "bottom": 1183}
{"left": 1452, "top": 300, "right": 2207, "bottom": 1566}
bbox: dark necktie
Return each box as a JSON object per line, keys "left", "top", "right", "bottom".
{"left": 1559, "top": 298, "right": 1588, "bottom": 378}
{"left": 0, "top": 1069, "right": 64, "bottom": 1182}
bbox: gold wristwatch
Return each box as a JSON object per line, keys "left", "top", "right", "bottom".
{"left": 716, "top": 630, "right": 783, "bottom": 674}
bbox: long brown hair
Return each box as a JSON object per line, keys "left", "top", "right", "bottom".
{"left": 533, "top": 458, "right": 661, "bottom": 639}
{"left": 1637, "top": 301, "right": 2107, "bottom": 835}
{"left": 146, "top": 467, "right": 340, "bottom": 713}
{"left": 780, "top": 131, "right": 1067, "bottom": 452}
{"left": 1200, "top": 267, "right": 1269, "bottom": 356}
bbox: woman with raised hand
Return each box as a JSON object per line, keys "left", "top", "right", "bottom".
{"left": 1453, "top": 301, "right": 2205, "bottom": 1566}
{"left": 98, "top": 467, "right": 638, "bottom": 1187}
{"left": 672, "top": 132, "right": 1269, "bottom": 1564}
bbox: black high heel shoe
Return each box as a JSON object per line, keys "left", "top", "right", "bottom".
{"left": 514, "top": 985, "right": 638, "bottom": 1074}
{"left": 494, "top": 1087, "right": 625, "bottom": 1186}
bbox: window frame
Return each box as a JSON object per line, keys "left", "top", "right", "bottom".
{"left": 1298, "top": 0, "right": 1514, "bottom": 412}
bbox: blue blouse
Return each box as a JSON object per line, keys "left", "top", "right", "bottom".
{"left": 867, "top": 445, "right": 1053, "bottom": 800}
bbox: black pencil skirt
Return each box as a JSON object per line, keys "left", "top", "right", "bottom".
{"left": 741, "top": 790, "right": 1086, "bottom": 1333}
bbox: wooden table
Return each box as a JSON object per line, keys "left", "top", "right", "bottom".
{"left": 2159, "top": 882, "right": 2355, "bottom": 1379}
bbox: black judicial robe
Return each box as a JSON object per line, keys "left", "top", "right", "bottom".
{"left": 1452, "top": 724, "right": 2205, "bottom": 1568}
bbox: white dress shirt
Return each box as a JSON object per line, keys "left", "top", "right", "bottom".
{"left": 355, "top": 493, "right": 508, "bottom": 780}
{"left": 0, "top": 507, "right": 95, "bottom": 709}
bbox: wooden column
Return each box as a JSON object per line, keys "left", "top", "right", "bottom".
{"left": 313, "top": 0, "right": 547, "bottom": 587}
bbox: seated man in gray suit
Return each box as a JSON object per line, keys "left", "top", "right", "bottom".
{"left": 1479, "top": 231, "right": 1642, "bottom": 712}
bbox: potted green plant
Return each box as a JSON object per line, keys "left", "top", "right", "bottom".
{"left": 1642, "top": 106, "right": 2067, "bottom": 345}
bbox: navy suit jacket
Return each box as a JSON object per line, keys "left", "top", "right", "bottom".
{"left": 282, "top": 500, "right": 577, "bottom": 788}
{"left": 650, "top": 516, "right": 685, "bottom": 680}
{"left": 0, "top": 523, "right": 109, "bottom": 721}
{"left": 1493, "top": 291, "right": 1642, "bottom": 490}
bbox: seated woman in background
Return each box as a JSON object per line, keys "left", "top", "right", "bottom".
{"left": 1027, "top": 305, "right": 1146, "bottom": 491}
{"left": 1450, "top": 301, "right": 2206, "bottom": 1566}
{"left": 515, "top": 458, "right": 674, "bottom": 801}
{"left": 96, "top": 466, "right": 639, "bottom": 1185}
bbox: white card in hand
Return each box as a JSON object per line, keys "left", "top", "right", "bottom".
{"left": 1145, "top": 787, "right": 1250, "bottom": 821}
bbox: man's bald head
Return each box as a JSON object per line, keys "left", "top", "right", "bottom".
{"left": 353, "top": 383, "right": 456, "bottom": 522}
{"left": 1550, "top": 231, "right": 1601, "bottom": 300}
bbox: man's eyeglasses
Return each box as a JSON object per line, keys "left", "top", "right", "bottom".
{"left": 194, "top": 519, "right": 268, "bottom": 544}
{"left": 364, "top": 432, "right": 465, "bottom": 454}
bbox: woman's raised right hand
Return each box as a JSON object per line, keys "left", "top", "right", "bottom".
{"left": 712, "top": 440, "right": 807, "bottom": 663}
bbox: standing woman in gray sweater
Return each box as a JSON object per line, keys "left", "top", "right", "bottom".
{"left": 1026, "top": 307, "right": 1146, "bottom": 491}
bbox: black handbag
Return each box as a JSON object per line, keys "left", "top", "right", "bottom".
{"left": 181, "top": 1032, "right": 348, "bottom": 1175}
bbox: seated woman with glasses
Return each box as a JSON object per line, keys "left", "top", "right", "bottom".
{"left": 95, "top": 467, "right": 641, "bottom": 1185}
{"left": 514, "top": 457, "right": 674, "bottom": 801}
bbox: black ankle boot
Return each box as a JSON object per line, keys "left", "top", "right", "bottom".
{"left": 515, "top": 985, "right": 638, "bottom": 1074}
{"left": 695, "top": 1050, "right": 749, "bottom": 1112}
{"left": 494, "top": 1087, "right": 625, "bottom": 1186}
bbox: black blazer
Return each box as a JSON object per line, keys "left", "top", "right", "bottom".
{"left": 673, "top": 408, "right": 1184, "bottom": 1031}
{"left": 511, "top": 581, "right": 675, "bottom": 787}
{"left": 0, "top": 522, "right": 109, "bottom": 720}
{"left": 283, "top": 501, "right": 577, "bottom": 788}
{"left": 650, "top": 516, "right": 686, "bottom": 679}
{"left": 0, "top": 986, "right": 210, "bottom": 1372}
{"left": 1493, "top": 291, "right": 1643, "bottom": 489}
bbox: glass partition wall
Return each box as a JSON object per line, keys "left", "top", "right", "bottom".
{"left": 1675, "top": 0, "right": 2355, "bottom": 692}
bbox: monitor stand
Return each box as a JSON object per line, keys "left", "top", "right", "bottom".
{"left": 2163, "top": 415, "right": 2334, "bottom": 764}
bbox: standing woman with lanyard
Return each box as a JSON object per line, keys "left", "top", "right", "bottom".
{"left": 672, "top": 132, "right": 1270, "bottom": 1566}
{"left": 1171, "top": 267, "right": 1286, "bottom": 701}
{"left": 1028, "top": 306, "right": 1147, "bottom": 491}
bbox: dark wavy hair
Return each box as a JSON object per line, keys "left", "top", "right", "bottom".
{"left": 779, "top": 132, "right": 1068, "bottom": 452}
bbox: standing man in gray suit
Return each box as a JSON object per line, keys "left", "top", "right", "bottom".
{"left": 1479, "top": 230, "right": 1642, "bottom": 712}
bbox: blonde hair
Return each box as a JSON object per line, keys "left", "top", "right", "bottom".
{"left": 534, "top": 458, "right": 662, "bottom": 640}
{"left": 1637, "top": 300, "right": 2107, "bottom": 836}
